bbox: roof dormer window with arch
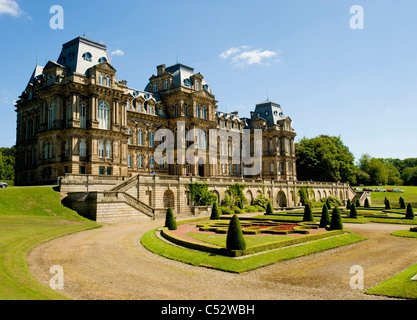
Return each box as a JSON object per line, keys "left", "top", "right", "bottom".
{"left": 82, "top": 52, "right": 92, "bottom": 62}
{"left": 98, "top": 57, "right": 107, "bottom": 63}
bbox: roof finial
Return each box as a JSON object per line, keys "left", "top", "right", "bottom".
{"left": 176, "top": 49, "right": 179, "bottom": 64}
{"left": 83, "top": 24, "right": 86, "bottom": 38}
{"left": 266, "top": 88, "right": 269, "bottom": 101}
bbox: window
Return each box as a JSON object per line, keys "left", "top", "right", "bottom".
{"left": 106, "top": 76, "right": 111, "bottom": 87}
{"left": 164, "top": 80, "right": 169, "bottom": 90}
{"left": 148, "top": 105, "right": 153, "bottom": 115}
{"left": 196, "top": 105, "right": 200, "bottom": 118}
{"left": 98, "top": 57, "right": 107, "bottom": 63}
{"left": 174, "top": 106, "right": 178, "bottom": 117}
{"left": 80, "top": 102, "right": 86, "bottom": 128}
{"left": 184, "top": 104, "right": 188, "bottom": 117}
{"left": 48, "top": 102, "right": 55, "bottom": 130}
{"left": 105, "top": 140, "right": 112, "bottom": 158}
{"left": 82, "top": 52, "right": 92, "bottom": 62}
{"left": 107, "top": 167, "right": 112, "bottom": 175}
{"left": 99, "top": 166, "right": 105, "bottom": 175}
{"left": 138, "top": 154, "right": 143, "bottom": 168}
{"left": 79, "top": 166, "right": 86, "bottom": 174}
{"left": 66, "top": 103, "right": 71, "bottom": 128}
{"left": 138, "top": 129, "right": 143, "bottom": 146}
{"left": 44, "top": 144, "right": 48, "bottom": 160}
{"left": 197, "top": 129, "right": 206, "bottom": 150}
{"left": 128, "top": 153, "right": 132, "bottom": 167}
{"left": 201, "top": 106, "right": 206, "bottom": 119}
{"left": 99, "top": 74, "right": 104, "bottom": 85}
{"left": 149, "top": 155, "right": 154, "bottom": 169}
{"left": 127, "top": 128, "right": 132, "bottom": 144}
{"left": 149, "top": 131, "right": 154, "bottom": 147}
{"left": 79, "top": 139, "right": 86, "bottom": 157}
{"left": 98, "top": 140, "right": 104, "bottom": 157}
{"left": 196, "top": 81, "right": 200, "bottom": 90}
{"left": 65, "top": 140, "right": 69, "bottom": 157}
{"left": 98, "top": 101, "right": 110, "bottom": 130}
{"left": 270, "top": 162, "right": 274, "bottom": 173}
{"left": 137, "top": 102, "right": 142, "bottom": 112}
{"left": 126, "top": 101, "right": 130, "bottom": 110}
{"left": 48, "top": 143, "right": 53, "bottom": 159}
{"left": 158, "top": 108, "right": 163, "bottom": 116}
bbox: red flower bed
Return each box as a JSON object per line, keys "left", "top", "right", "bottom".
{"left": 244, "top": 224, "right": 299, "bottom": 231}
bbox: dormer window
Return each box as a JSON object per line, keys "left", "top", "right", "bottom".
{"left": 98, "top": 57, "right": 107, "bottom": 63}
{"left": 196, "top": 81, "right": 200, "bottom": 90}
{"left": 83, "top": 52, "right": 92, "bottom": 62}
{"left": 164, "top": 80, "right": 169, "bottom": 90}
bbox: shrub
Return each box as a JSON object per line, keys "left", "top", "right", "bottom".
{"left": 219, "top": 206, "right": 234, "bottom": 215}
{"left": 253, "top": 194, "right": 271, "bottom": 209}
{"left": 210, "top": 202, "right": 220, "bottom": 220}
{"left": 346, "top": 199, "right": 351, "bottom": 210}
{"left": 319, "top": 204, "right": 330, "bottom": 228}
{"left": 385, "top": 199, "right": 391, "bottom": 210}
{"left": 355, "top": 199, "right": 361, "bottom": 207}
{"left": 329, "top": 206, "right": 343, "bottom": 230}
{"left": 165, "top": 207, "right": 177, "bottom": 230}
{"left": 326, "top": 198, "right": 331, "bottom": 210}
{"left": 399, "top": 197, "right": 406, "bottom": 210}
{"left": 350, "top": 203, "right": 358, "bottom": 218}
{"left": 303, "top": 203, "right": 314, "bottom": 222}
{"left": 226, "top": 215, "right": 246, "bottom": 251}
{"left": 266, "top": 202, "right": 274, "bottom": 215}
{"left": 243, "top": 205, "right": 261, "bottom": 213}
{"left": 406, "top": 203, "right": 415, "bottom": 220}
{"left": 221, "top": 195, "right": 233, "bottom": 208}
{"left": 232, "top": 206, "right": 244, "bottom": 214}
{"left": 364, "top": 198, "right": 370, "bottom": 208}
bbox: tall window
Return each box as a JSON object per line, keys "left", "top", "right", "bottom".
{"left": 48, "top": 143, "right": 53, "bottom": 159}
{"left": 48, "top": 101, "right": 55, "bottom": 130}
{"left": 184, "top": 104, "right": 188, "bottom": 117}
{"left": 105, "top": 140, "right": 112, "bottom": 158}
{"left": 138, "top": 129, "right": 143, "bottom": 146}
{"left": 80, "top": 102, "right": 86, "bottom": 128}
{"left": 106, "top": 76, "right": 111, "bottom": 87}
{"left": 44, "top": 143, "right": 48, "bottom": 160}
{"left": 98, "top": 140, "right": 104, "bottom": 158}
{"left": 65, "top": 139, "right": 70, "bottom": 157}
{"left": 196, "top": 81, "right": 200, "bottom": 90}
{"left": 98, "top": 101, "right": 110, "bottom": 130}
{"left": 149, "top": 155, "right": 154, "bottom": 169}
{"left": 164, "top": 80, "right": 169, "bottom": 90}
{"left": 79, "top": 139, "right": 86, "bottom": 157}
{"left": 197, "top": 129, "right": 206, "bottom": 150}
{"left": 196, "top": 105, "right": 200, "bottom": 118}
{"left": 201, "top": 106, "right": 206, "bottom": 119}
{"left": 138, "top": 154, "right": 143, "bottom": 168}
{"left": 127, "top": 128, "right": 132, "bottom": 144}
{"left": 148, "top": 105, "right": 153, "bottom": 115}
{"left": 149, "top": 131, "right": 154, "bottom": 147}
{"left": 128, "top": 153, "right": 132, "bottom": 167}
{"left": 99, "top": 74, "right": 104, "bottom": 85}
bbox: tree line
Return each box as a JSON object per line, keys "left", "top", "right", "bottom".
{"left": 295, "top": 135, "right": 416, "bottom": 186}
{"left": 0, "top": 146, "right": 15, "bottom": 181}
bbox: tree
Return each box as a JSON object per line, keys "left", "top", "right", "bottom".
{"left": 405, "top": 204, "right": 415, "bottom": 220}
{"left": 210, "top": 202, "right": 220, "bottom": 220}
{"left": 385, "top": 199, "right": 391, "bottom": 210}
{"left": 165, "top": 207, "right": 177, "bottom": 230}
{"left": 364, "top": 198, "right": 370, "bottom": 208}
{"left": 228, "top": 183, "right": 247, "bottom": 208}
{"left": 319, "top": 205, "right": 330, "bottom": 228}
{"left": 295, "top": 135, "right": 356, "bottom": 183}
{"left": 399, "top": 197, "right": 406, "bottom": 210}
{"left": 358, "top": 154, "right": 403, "bottom": 186}
{"left": 356, "top": 199, "right": 361, "bottom": 207}
{"left": 326, "top": 198, "right": 332, "bottom": 210}
{"left": 303, "top": 203, "right": 314, "bottom": 222}
{"left": 226, "top": 215, "right": 246, "bottom": 251}
{"left": 346, "top": 199, "right": 351, "bottom": 210}
{"left": 350, "top": 203, "right": 358, "bottom": 218}
{"left": 329, "top": 206, "right": 343, "bottom": 230}
{"left": 266, "top": 202, "right": 274, "bottom": 215}
{"left": 188, "top": 182, "right": 217, "bottom": 206}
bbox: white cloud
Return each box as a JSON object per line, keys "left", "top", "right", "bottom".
{"left": 111, "top": 49, "right": 125, "bottom": 57}
{"left": 220, "top": 46, "right": 280, "bottom": 67}
{"left": 0, "top": 0, "right": 24, "bottom": 17}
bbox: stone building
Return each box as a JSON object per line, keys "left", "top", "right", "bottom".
{"left": 14, "top": 36, "right": 297, "bottom": 185}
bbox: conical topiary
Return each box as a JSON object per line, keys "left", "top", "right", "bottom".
{"left": 303, "top": 203, "right": 314, "bottom": 222}
{"left": 406, "top": 203, "right": 415, "bottom": 220}
{"left": 346, "top": 199, "right": 351, "bottom": 210}
{"left": 364, "top": 198, "right": 370, "bottom": 208}
{"left": 319, "top": 204, "right": 330, "bottom": 228}
{"left": 350, "top": 203, "right": 358, "bottom": 218}
{"left": 385, "top": 199, "right": 391, "bottom": 210}
{"left": 210, "top": 202, "right": 220, "bottom": 220}
{"left": 356, "top": 199, "right": 361, "bottom": 207}
{"left": 329, "top": 206, "right": 343, "bottom": 230}
{"left": 399, "top": 197, "right": 406, "bottom": 209}
{"left": 226, "top": 214, "right": 246, "bottom": 251}
{"left": 165, "top": 207, "right": 177, "bottom": 230}
{"left": 326, "top": 198, "right": 331, "bottom": 210}
{"left": 266, "top": 202, "right": 274, "bottom": 215}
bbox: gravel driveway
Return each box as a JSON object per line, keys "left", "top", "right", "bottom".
{"left": 28, "top": 220, "right": 417, "bottom": 300}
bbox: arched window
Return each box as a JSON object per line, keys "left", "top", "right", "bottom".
{"left": 98, "top": 101, "right": 110, "bottom": 130}
{"left": 105, "top": 140, "right": 112, "bottom": 158}
{"left": 138, "top": 154, "right": 143, "bottom": 168}
{"left": 128, "top": 153, "right": 132, "bottom": 167}
{"left": 80, "top": 102, "right": 86, "bottom": 128}
{"left": 48, "top": 101, "right": 55, "bottom": 130}
{"left": 149, "top": 155, "right": 154, "bottom": 169}
{"left": 127, "top": 128, "right": 132, "bottom": 144}
{"left": 138, "top": 129, "right": 143, "bottom": 146}
{"left": 79, "top": 139, "right": 86, "bottom": 157}
{"left": 98, "top": 57, "right": 107, "bottom": 63}
{"left": 149, "top": 131, "right": 154, "bottom": 147}
{"left": 98, "top": 140, "right": 104, "bottom": 158}
{"left": 82, "top": 52, "right": 92, "bottom": 61}
{"left": 201, "top": 106, "right": 206, "bottom": 119}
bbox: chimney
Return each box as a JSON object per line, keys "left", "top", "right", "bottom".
{"left": 157, "top": 64, "right": 165, "bottom": 76}
{"left": 250, "top": 111, "right": 254, "bottom": 118}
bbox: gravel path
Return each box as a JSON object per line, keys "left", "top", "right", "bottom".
{"left": 28, "top": 220, "right": 417, "bottom": 300}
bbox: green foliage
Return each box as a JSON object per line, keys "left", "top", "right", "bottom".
{"left": 406, "top": 204, "right": 415, "bottom": 220}
{"left": 219, "top": 206, "right": 234, "bottom": 215}
{"left": 350, "top": 203, "right": 358, "bottom": 218}
{"left": 364, "top": 198, "right": 370, "bottom": 208}
{"left": 221, "top": 195, "right": 233, "bottom": 208}
{"left": 303, "top": 203, "right": 314, "bottom": 222}
{"left": 228, "top": 183, "right": 247, "bottom": 208}
{"left": 297, "top": 186, "right": 313, "bottom": 206}
{"left": 266, "top": 202, "right": 274, "bottom": 214}
{"left": 385, "top": 199, "right": 391, "bottom": 210}
{"left": 329, "top": 206, "right": 343, "bottom": 230}
{"left": 399, "top": 197, "right": 406, "bottom": 209}
{"left": 346, "top": 199, "right": 351, "bottom": 210}
{"left": 188, "top": 182, "right": 217, "bottom": 206}
{"left": 165, "top": 207, "right": 177, "bottom": 230}
{"left": 210, "top": 202, "right": 220, "bottom": 220}
{"left": 319, "top": 205, "right": 330, "bottom": 228}
{"left": 253, "top": 194, "right": 271, "bottom": 209}
{"left": 0, "top": 146, "right": 15, "bottom": 181}
{"left": 356, "top": 199, "right": 361, "bottom": 207}
{"left": 226, "top": 215, "right": 246, "bottom": 251}
{"left": 327, "top": 195, "right": 342, "bottom": 207}
{"left": 326, "top": 198, "right": 331, "bottom": 209}
{"left": 358, "top": 154, "right": 403, "bottom": 186}
{"left": 295, "top": 135, "right": 356, "bottom": 183}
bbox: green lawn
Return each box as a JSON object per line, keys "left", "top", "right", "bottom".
{"left": 354, "top": 185, "right": 417, "bottom": 207}
{"left": 0, "top": 187, "right": 100, "bottom": 300}
{"left": 142, "top": 227, "right": 366, "bottom": 273}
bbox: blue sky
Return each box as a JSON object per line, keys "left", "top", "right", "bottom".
{"left": 1, "top": 0, "right": 416, "bottom": 162}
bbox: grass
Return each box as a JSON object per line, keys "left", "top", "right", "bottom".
{"left": 0, "top": 187, "right": 100, "bottom": 300}
{"left": 354, "top": 185, "right": 417, "bottom": 207}
{"left": 141, "top": 226, "right": 366, "bottom": 273}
